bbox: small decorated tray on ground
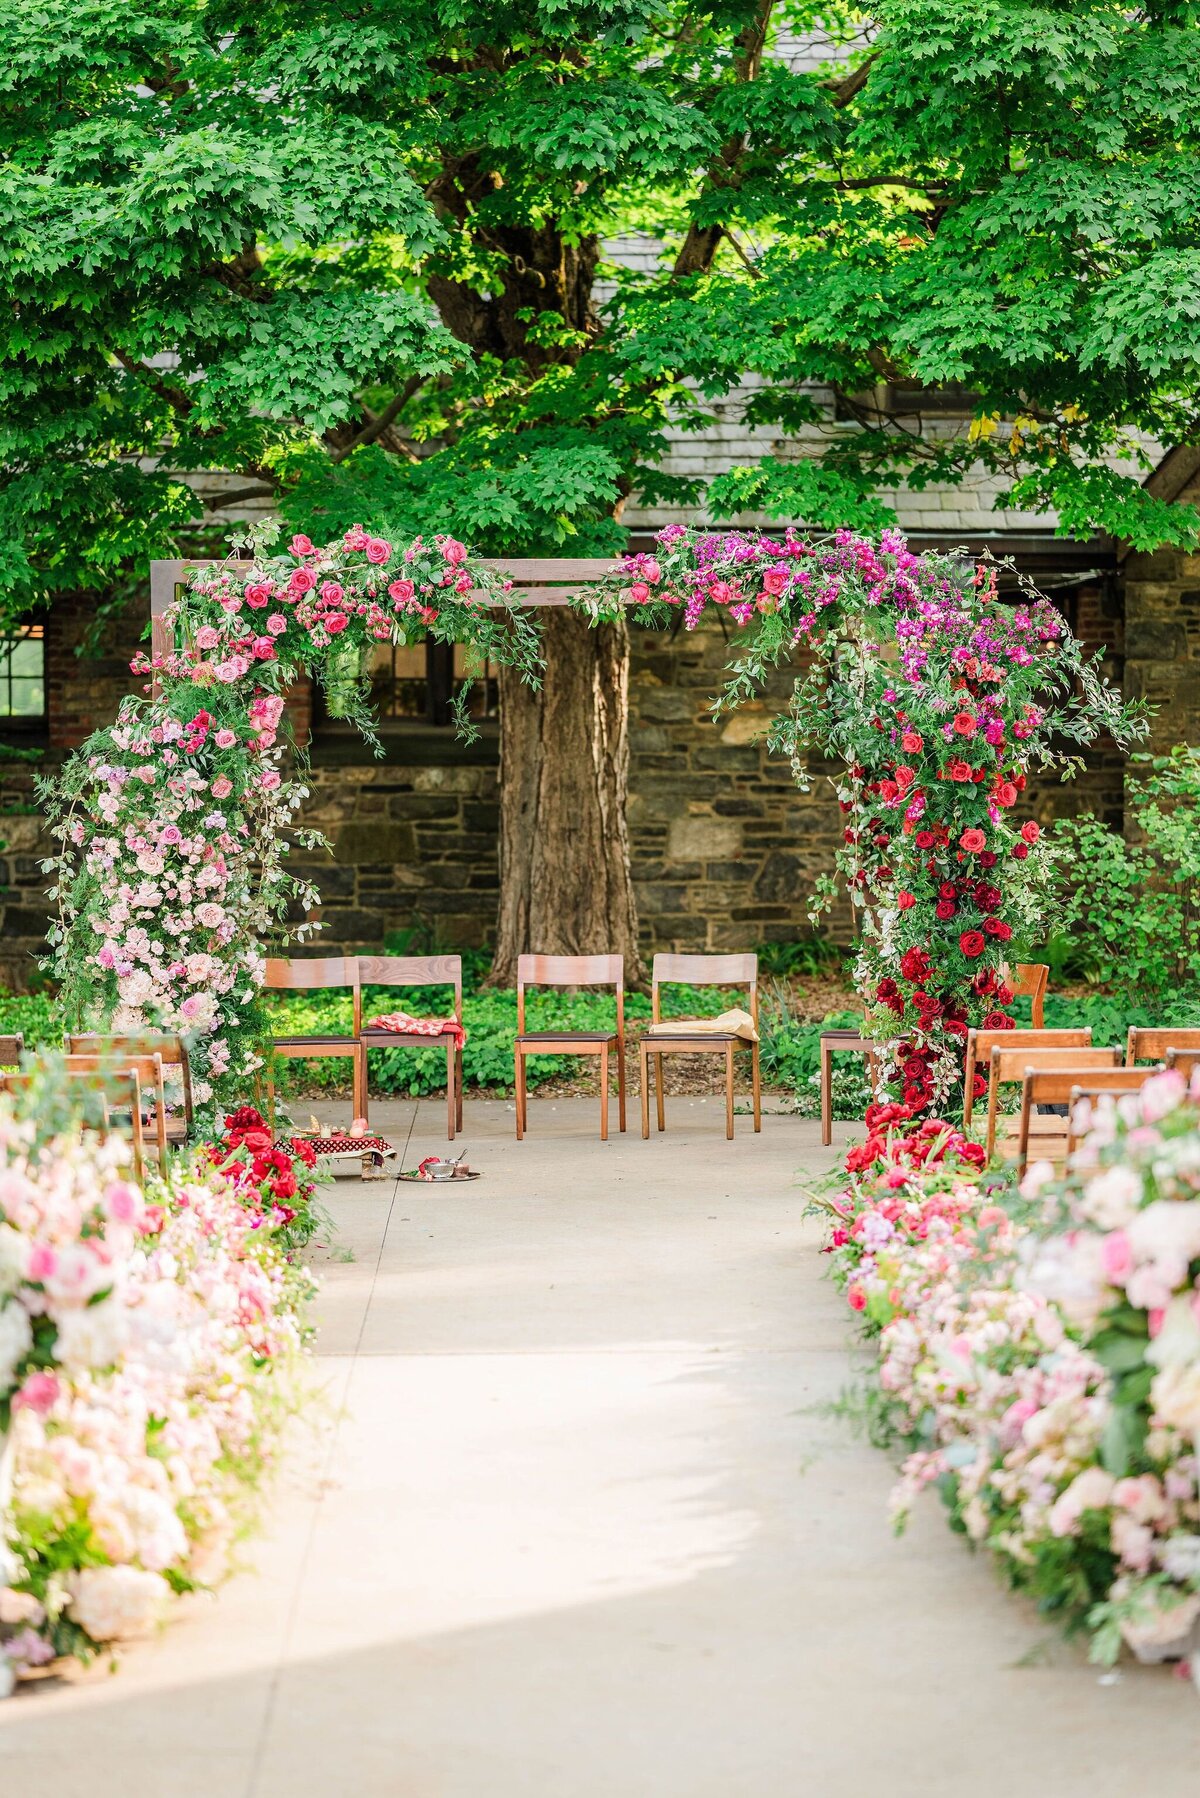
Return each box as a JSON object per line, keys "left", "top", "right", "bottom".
{"left": 285, "top": 1117, "right": 397, "bottom": 1175}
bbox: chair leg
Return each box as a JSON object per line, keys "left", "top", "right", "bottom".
{"left": 456, "top": 1047, "right": 464, "bottom": 1130}
{"left": 515, "top": 1050, "right": 526, "bottom": 1140}
{"left": 655, "top": 1051, "right": 665, "bottom": 1132}
{"left": 820, "top": 1045, "right": 832, "bottom": 1147}
{"left": 752, "top": 1042, "right": 761, "bottom": 1132}
{"left": 357, "top": 1046, "right": 368, "bottom": 1127}
{"left": 600, "top": 1046, "right": 609, "bottom": 1142}
{"left": 617, "top": 1042, "right": 627, "bottom": 1133}
{"left": 725, "top": 1042, "right": 735, "bottom": 1141}
{"left": 640, "top": 1047, "right": 650, "bottom": 1139}
{"left": 446, "top": 1042, "right": 455, "bottom": 1142}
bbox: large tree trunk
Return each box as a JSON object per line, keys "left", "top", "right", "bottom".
{"left": 491, "top": 607, "right": 643, "bottom": 986}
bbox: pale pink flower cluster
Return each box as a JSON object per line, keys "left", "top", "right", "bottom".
{"left": 826, "top": 1069, "right": 1200, "bottom": 1665}
{"left": 0, "top": 1117, "right": 313, "bottom": 1684}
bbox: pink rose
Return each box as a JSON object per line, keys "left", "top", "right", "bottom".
{"left": 244, "top": 582, "right": 272, "bottom": 608}
{"left": 1101, "top": 1229, "right": 1133, "bottom": 1284}
{"left": 324, "top": 613, "right": 348, "bottom": 635}
{"left": 194, "top": 626, "right": 221, "bottom": 650}
{"left": 104, "top": 1181, "right": 140, "bottom": 1225}
{"left": 14, "top": 1372, "right": 60, "bottom": 1415}
{"left": 289, "top": 534, "right": 315, "bottom": 556}
{"left": 388, "top": 578, "right": 415, "bottom": 603}
{"left": 289, "top": 568, "right": 316, "bottom": 595}
{"left": 266, "top": 613, "right": 287, "bottom": 636}
{"left": 762, "top": 567, "right": 788, "bottom": 596}
{"left": 214, "top": 729, "right": 236, "bottom": 748}
{"left": 441, "top": 538, "right": 467, "bottom": 565}
{"left": 252, "top": 636, "right": 276, "bottom": 659}
{"left": 365, "top": 538, "right": 392, "bottom": 565}
{"left": 160, "top": 824, "right": 182, "bottom": 846}
{"left": 320, "top": 581, "right": 344, "bottom": 605}
{"left": 630, "top": 582, "right": 650, "bottom": 603}
{"left": 343, "top": 524, "right": 369, "bottom": 551}
{"left": 261, "top": 770, "right": 281, "bottom": 790}
{"left": 642, "top": 558, "right": 661, "bottom": 583}
{"left": 28, "top": 1242, "right": 57, "bottom": 1281}
{"left": 211, "top": 776, "right": 233, "bottom": 799}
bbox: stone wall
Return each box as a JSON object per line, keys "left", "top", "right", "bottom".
{"left": 0, "top": 576, "right": 1132, "bottom": 988}
{"left": 1122, "top": 472, "right": 1200, "bottom": 755}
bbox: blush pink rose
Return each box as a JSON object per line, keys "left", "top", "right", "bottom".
{"left": 289, "top": 534, "right": 315, "bottom": 556}
{"left": 214, "top": 729, "right": 236, "bottom": 748}
{"left": 441, "top": 538, "right": 467, "bottom": 565}
{"left": 365, "top": 538, "right": 392, "bottom": 565}
{"left": 211, "top": 776, "right": 233, "bottom": 799}
{"left": 260, "top": 770, "right": 281, "bottom": 790}
{"left": 266, "top": 614, "right": 287, "bottom": 635}
{"left": 14, "top": 1372, "right": 60, "bottom": 1415}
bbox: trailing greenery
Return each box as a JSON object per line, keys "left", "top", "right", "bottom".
{"left": 3, "top": 1, "right": 1199, "bottom": 622}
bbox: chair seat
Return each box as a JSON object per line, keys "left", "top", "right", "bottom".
{"left": 360, "top": 1030, "right": 458, "bottom": 1046}
{"left": 643, "top": 1033, "right": 742, "bottom": 1047}
{"left": 517, "top": 1031, "right": 617, "bottom": 1044}
{"left": 272, "top": 1034, "right": 358, "bottom": 1050}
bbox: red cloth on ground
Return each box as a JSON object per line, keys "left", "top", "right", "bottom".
{"left": 365, "top": 1012, "right": 466, "bottom": 1050}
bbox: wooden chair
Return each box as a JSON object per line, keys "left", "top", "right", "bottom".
{"left": 514, "top": 954, "right": 625, "bottom": 1141}
{"left": 63, "top": 1051, "right": 168, "bottom": 1166}
{"left": 357, "top": 954, "right": 464, "bottom": 1140}
{"left": 1005, "top": 962, "right": 1049, "bottom": 1028}
{"left": 1165, "top": 1047, "right": 1200, "bottom": 1081}
{"left": 641, "top": 953, "right": 761, "bottom": 1142}
{"left": 264, "top": 956, "right": 364, "bottom": 1123}
{"left": 2, "top": 1067, "right": 148, "bottom": 1181}
{"left": 1065, "top": 1069, "right": 1168, "bottom": 1159}
{"left": 964, "top": 1026, "right": 1093, "bottom": 1128}
{"left": 819, "top": 1029, "right": 878, "bottom": 1147}
{"left": 986, "top": 1044, "right": 1120, "bottom": 1161}
{"left": 1126, "top": 1027, "right": 1200, "bottom": 1067}
{"left": 0, "top": 1034, "right": 24, "bottom": 1067}
{"left": 67, "top": 1033, "right": 194, "bottom": 1143}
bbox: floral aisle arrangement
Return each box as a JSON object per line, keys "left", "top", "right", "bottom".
{"left": 0, "top": 1095, "right": 315, "bottom": 1693}
{"left": 41, "top": 522, "right": 540, "bottom": 1119}
{"left": 203, "top": 1104, "right": 322, "bottom": 1250}
{"left": 596, "top": 527, "right": 1145, "bottom": 1110}
{"left": 818, "top": 1071, "right": 1200, "bottom": 1674}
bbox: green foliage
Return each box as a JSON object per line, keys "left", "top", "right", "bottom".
{"left": 3, "top": 0, "right": 1200, "bottom": 619}
{"left": 1050, "top": 747, "right": 1200, "bottom": 1005}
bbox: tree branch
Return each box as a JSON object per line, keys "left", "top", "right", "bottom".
{"left": 200, "top": 483, "right": 278, "bottom": 511}
{"left": 326, "top": 377, "right": 426, "bottom": 464}
{"left": 111, "top": 348, "right": 194, "bottom": 416}
{"left": 671, "top": 0, "right": 776, "bottom": 280}
{"left": 823, "top": 51, "right": 878, "bottom": 109}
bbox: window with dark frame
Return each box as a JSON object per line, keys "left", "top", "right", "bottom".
{"left": 318, "top": 639, "right": 500, "bottom": 731}
{"left": 0, "top": 623, "right": 47, "bottom": 735}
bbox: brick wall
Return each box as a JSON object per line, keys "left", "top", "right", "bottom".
{"left": 1122, "top": 473, "right": 1200, "bottom": 754}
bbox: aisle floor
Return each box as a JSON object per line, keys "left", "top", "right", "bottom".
{"left": 3, "top": 1096, "right": 1198, "bottom": 1796}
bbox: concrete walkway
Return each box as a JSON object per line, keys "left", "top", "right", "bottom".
{"left": 3, "top": 1098, "right": 1199, "bottom": 1795}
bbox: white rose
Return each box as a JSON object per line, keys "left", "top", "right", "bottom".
{"left": 1151, "top": 1363, "right": 1200, "bottom": 1438}
{"left": 1077, "top": 1164, "right": 1142, "bottom": 1230}
{"left": 67, "top": 1566, "right": 169, "bottom": 1642}
{"left": 53, "top": 1299, "right": 128, "bottom": 1372}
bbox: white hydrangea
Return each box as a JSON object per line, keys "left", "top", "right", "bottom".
{"left": 67, "top": 1566, "right": 169, "bottom": 1641}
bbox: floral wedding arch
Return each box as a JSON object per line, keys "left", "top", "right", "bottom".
{"left": 43, "top": 520, "right": 1143, "bottom": 1120}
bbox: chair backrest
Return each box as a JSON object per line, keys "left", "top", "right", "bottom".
{"left": 1126, "top": 1026, "right": 1200, "bottom": 1067}
{"left": 53, "top": 1066, "right": 146, "bottom": 1179}
{"left": 0, "top": 1033, "right": 24, "bottom": 1067}
{"left": 1006, "top": 962, "right": 1049, "bottom": 1028}
{"left": 516, "top": 954, "right": 624, "bottom": 1036}
{"left": 964, "top": 1026, "right": 1093, "bottom": 1126}
{"left": 356, "top": 955, "right": 463, "bottom": 1023}
{"left": 1166, "top": 1047, "right": 1200, "bottom": 1079}
{"left": 984, "top": 1043, "right": 1119, "bottom": 1158}
{"left": 265, "top": 955, "right": 362, "bottom": 1032}
{"left": 68, "top": 1032, "right": 194, "bottom": 1128}
{"left": 1065, "top": 1069, "right": 1168, "bottom": 1157}
{"left": 650, "top": 952, "right": 758, "bottom": 1025}
{"left": 62, "top": 1052, "right": 167, "bottom": 1159}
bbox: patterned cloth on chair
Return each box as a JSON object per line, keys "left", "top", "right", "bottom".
{"left": 365, "top": 1012, "right": 468, "bottom": 1050}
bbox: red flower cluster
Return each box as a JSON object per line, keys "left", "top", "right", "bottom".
{"left": 205, "top": 1106, "right": 318, "bottom": 1229}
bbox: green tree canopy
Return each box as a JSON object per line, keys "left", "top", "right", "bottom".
{"left": 2, "top": 0, "right": 1199, "bottom": 617}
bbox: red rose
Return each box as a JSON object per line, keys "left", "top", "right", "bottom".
{"left": 903, "top": 1083, "right": 927, "bottom": 1108}
{"left": 242, "top": 1128, "right": 272, "bottom": 1154}
{"left": 960, "top": 829, "right": 986, "bottom": 853}
{"left": 974, "top": 883, "right": 1002, "bottom": 911}
{"left": 953, "top": 713, "right": 977, "bottom": 736}
{"left": 959, "top": 929, "right": 986, "bottom": 958}
{"left": 982, "top": 1010, "right": 1014, "bottom": 1030}
{"left": 997, "top": 982, "right": 1015, "bottom": 1004}
{"left": 915, "top": 830, "right": 936, "bottom": 849}
{"left": 938, "top": 881, "right": 957, "bottom": 899}
{"left": 979, "top": 851, "right": 997, "bottom": 868}
{"left": 901, "top": 731, "right": 923, "bottom": 753}
{"left": 899, "top": 947, "right": 931, "bottom": 981}
{"left": 995, "top": 781, "right": 1017, "bottom": 807}
{"left": 875, "top": 978, "right": 899, "bottom": 1000}
{"left": 935, "top": 900, "right": 956, "bottom": 920}
{"left": 983, "top": 918, "right": 1012, "bottom": 940}
{"left": 972, "top": 1074, "right": 987, "bottom": 1099}
{"left": 897, "top": 891, "right": 916, "bottom": 910}
{"left": 903, "top": 1055, "right": 928, "bottom": 1081}
{"left": 1011, "top": 842, "right": 1030, "bottom": 860}
{"left": 946, "top": 758, "right": 973, "bottom": 782}
{"left": 1020, "top": 820, "right": 1041, "bottom": 843}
